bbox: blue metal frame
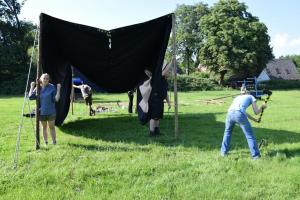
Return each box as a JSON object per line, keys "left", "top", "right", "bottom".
{"left": 239, "top": 76, "right": 266, "bottom": 99}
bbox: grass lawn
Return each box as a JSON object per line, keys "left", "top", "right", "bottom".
{"left": 0, "top": 90, "right": 300, "bottom": 199}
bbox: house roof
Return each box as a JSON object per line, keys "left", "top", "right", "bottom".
{"left": 261, "top": 58, "right": 300, "bottom": 80}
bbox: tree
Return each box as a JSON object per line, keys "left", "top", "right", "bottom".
{"left": 199, "top": 0, "right": 273, "bottom": 85}
{"left": 0, "top": 0, "right": 36, "bottom": 94}
{"left": 1, "top": 0, "right": 22, "bottom": 29}
{"left": 168, "top": 3, "right": 208, "bottom": 75}
{"left": 281, "top": 54, "right": 300, "bottom": 67}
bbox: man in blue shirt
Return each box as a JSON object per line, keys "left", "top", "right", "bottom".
{"left": 221, "top": 85, "right": 267, "bottom": 159}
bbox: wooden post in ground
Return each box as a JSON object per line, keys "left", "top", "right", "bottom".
{"left": 35, "top": 14, "right": 42, "bottom": 150}
{"left": 172, "top": 14, "right": 179, "bottom": 138}
{"left": 71, "top": 66, "right": 74, "bottom": 115}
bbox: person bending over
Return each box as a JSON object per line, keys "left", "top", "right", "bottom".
{"left": 73, "top": 83, "right": 95, "bottom": 116}
{"left": 220, "top": 85, "right": 267, "bottom": 159}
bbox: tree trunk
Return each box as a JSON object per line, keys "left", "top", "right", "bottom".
{"left": 185, "top": 48, "right": 190, "bottom": 75}
{"left": 219, "top": 71, "right": 226, "bottom": 86}
{"left": 194, "top": 51, "right": 200, "bottom": 69}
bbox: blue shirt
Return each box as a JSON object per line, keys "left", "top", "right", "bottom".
{"left": 228, "top": 94, "right": 256, "bottom": 114}
{"left": 29, "top": 84, "right": 57, "bottom": 115}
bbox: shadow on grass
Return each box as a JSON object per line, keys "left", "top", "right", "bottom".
{"left": 60, "top": 113, "right": 300, "bottom": 151}
{"left": 267, "top": 148, "right": 300, "bottom": 158}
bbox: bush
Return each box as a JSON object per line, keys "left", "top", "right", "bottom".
{"left": 0, "top": 72, "right": 34, "bottom": 95}
{"left": 261, "top": 79, "right": 300, "bottom": 90}
{"left": 168, "top": 74, "right": 222, "bottom": 91}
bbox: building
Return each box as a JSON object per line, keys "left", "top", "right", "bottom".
{"left": 257, "top": 59, "right": 300, "bottom": 82}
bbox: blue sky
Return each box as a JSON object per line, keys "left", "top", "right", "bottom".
{"left": 20, "top": 0, "right": 300, "bottom": 58}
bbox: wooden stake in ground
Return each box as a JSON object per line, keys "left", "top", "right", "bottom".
{"left": 35, "top": 15, "right": 42, "bottom": 150}
{"left": 71, "top": 66, "right": 75, "bottom": 115}
{"left": 172, "top": 14, "right": 179, "bottom": 138}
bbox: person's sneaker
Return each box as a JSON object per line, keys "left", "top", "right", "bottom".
{"left": 45, "top": 141, "right": 48, "bottom": 145}
{"left": 220, "top": 152, "right": 227, "bottom": 157}
{"left": 252, "top": 155, "right": 260, "bottom": 160}
{"left": 52, "top": 141, "right": 57, "bottom": 145}
{"left": 149, "top": 131, "right": 156, "bottom": 137}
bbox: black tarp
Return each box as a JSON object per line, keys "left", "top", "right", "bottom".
{"left": 39, "top": 13, "right": 172, "bottom": 125}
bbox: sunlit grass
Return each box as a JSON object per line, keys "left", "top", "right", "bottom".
{"left": 0, "top": 90, "right": 300, "bottom": 199}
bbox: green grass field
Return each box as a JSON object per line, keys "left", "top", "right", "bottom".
{"left": 1, "top": 90, "right": 300, "bottom": 199}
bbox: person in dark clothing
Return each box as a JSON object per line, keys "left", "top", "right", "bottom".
{"left": 127, "top": 89, "right": 135, "bottom": 113}
{"left": 73, "top": 83, "right": 95, "bottom": 116}
{"left": 149, "top": 64, "right": 171, "bottom": 137}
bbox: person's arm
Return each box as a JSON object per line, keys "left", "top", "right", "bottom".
{"left": 55, "top": 83, "right": 61, "bottom": 102}
{"left": 28, "top": 82, "right": 36, "bottom": 100}
{"left": 252, "top": 101, "right": 267, "bottom": 115}
{"left": 73, "top": 84, "right": 81, "bottom": 89}
{"left": 246, "top": 112, "right": 258, "bottom": 122}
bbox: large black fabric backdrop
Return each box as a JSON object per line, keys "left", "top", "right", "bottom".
{"left": 39, "top": 13, "right": 172, "bottom": 125}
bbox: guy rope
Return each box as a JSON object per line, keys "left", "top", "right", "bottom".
{"left": 13, "top": 27, "right": 39, "bottom": 169}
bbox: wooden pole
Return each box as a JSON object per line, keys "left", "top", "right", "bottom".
{"left": 35, "top": 15, "right": 42, "bottom": 150}
{"left": 172, "top": 14, "right": 179, "bottom": 138}
{"left": 71, "top": 66, "right": 74, "bottom": 115}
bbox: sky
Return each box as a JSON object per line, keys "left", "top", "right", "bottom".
{"left": 19, "top": 0, "right": 300, "bottom": 58}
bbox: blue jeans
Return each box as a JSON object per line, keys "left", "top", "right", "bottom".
{"left": 221, "top": 110, "right": 260, "bottom": 158}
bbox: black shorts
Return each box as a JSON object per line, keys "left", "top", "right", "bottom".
{"left": 84, "top": 94, "right": 92, "bottom": 106}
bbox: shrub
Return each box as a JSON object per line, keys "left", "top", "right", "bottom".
{"left": 168, "top": 74, "right": 222, "bottom": 91}
{"left": 261, "top": 80, "right": 300, "bottom": 90}
{"left": 0, "top": 71, "right": 35, "bottom": 95}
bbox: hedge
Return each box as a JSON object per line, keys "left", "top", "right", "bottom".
{"left": 168, "top": 74, "right": 222, "bottom": 91}
{"left": 261, "top": 79, "right": 300, "bottom": 90}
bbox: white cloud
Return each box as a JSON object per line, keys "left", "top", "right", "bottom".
{"left": 290, "top": 38, "right": 300, "bottom": 47}
{"left": 273, "top": 33, "right": 289, "bottom": 48}
{"left": 271, "top": 33, "right": 300, "bottom": 57}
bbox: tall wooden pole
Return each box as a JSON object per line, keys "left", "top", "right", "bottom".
{"left": 35, "top": 15, "right": 42, "bottom": 150}
{"left": 172, "top": 14, "right": 179, "bottom": 138}
{"left": 71, "top": 66, "right": 74, "bottom": 115}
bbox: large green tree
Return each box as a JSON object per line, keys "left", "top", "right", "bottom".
{"left": 0, "top": 0, "right": 35, "bottom": 94}
{"left": 281, "top": 54, "right": 300, "bottom": 67}
{"left": 170, "top": 3, "right": 209, "bottom": 75}
{"left": 199, "top": 0, "right": 273, "bottom": 85}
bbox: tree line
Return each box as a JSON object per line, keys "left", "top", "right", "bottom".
{"left": 0, "top": 0, "right": 36, "bottom": 94}
{"left": 168, "top": 0, "right": 275, "bottom": 85}
{"left": 1, "top": 0, "right": 299, "bottom": 94}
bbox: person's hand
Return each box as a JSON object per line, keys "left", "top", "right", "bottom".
{"left": 36, "top": 78, "right": 41, "bottom": 84}
{"left": 261, "top": 103, "right": 267, "bottom": 109}
{"left": 30, "top": 81, "right": 35, "bottom": 88}
{"left": 168, "top": 103, "right": 171, "bottom": 110}
{"left": 55, "top": 94, "right": 60, "bottom": 102}
{"left": 57, "top": 83, "right": 61, "bottom": 90}
{"left": 55, "top": 83, "right": 61, "bottom": 102}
